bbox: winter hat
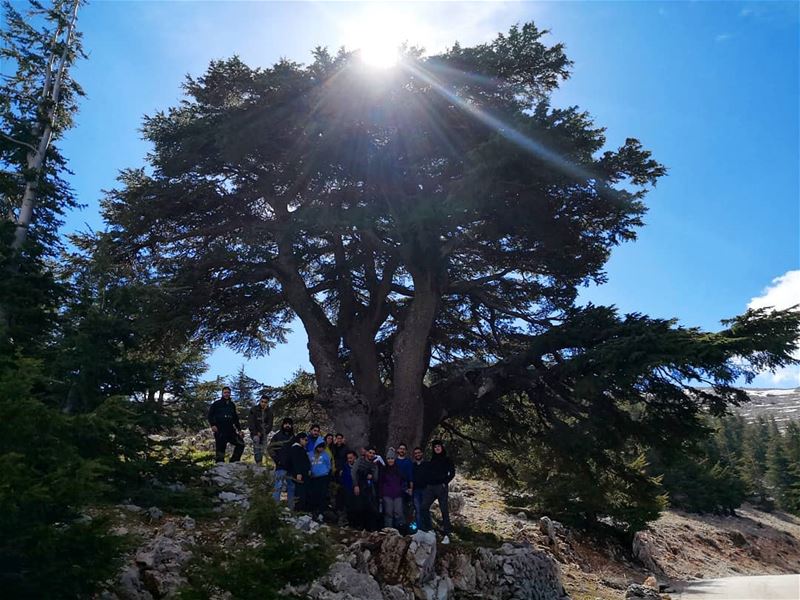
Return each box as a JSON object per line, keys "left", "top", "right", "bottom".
{"left": 431, "top": 439, "right": 444, "bottom": 448}
{"left": 386, "top": 447, "right": 397, "bottom": 460}
{"left": 282, "top": 417, "right": 294, "bottom": 425}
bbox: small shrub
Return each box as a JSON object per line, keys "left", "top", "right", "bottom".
{"left": 179, "top": 479, "right": 334, "bottom": 600}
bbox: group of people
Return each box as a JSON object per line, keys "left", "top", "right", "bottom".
{"left": 207, "top": 387, "right": 456, "bottom": 542}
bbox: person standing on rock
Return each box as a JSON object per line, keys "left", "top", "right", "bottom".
{"left": 380, "top": 449, "right": 409, "bottom": 532}
{"left": 288, "top": 432, "right": 311, "bottom": 511}
{"left": 395, "top": 443, "right": 414, "bottom": 527}
{"left": 308, "top": 441, "right": 333, "bottom": 520}
{"left": 420, "top": 439, "right": 455, "bottom": 544}
{"left": 355, "top": 447, "right": 381, "bottom": 530}
{"left": 340, "top": 450, "right": 363, "bottom": 527}
{"left": 411, "top": 446, "right": 427, "bottom": 530}
{"left": 331, "top": 433, "right": 350, "bottom": 515}
{"left": 207, "top": 386, "right": 245, "bottom": 463}
{"left": 268, "top": 417, "right": 295, "bottom": 504}
{"left": 247, "top": 394, "right": 273, "bottom": 466}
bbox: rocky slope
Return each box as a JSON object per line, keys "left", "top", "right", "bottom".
{"left": 453, "top": 478, "right": 800, "bottom": 600}
{"left": 98, "top": 464, "right": 569, "bottom": 600}
{"left": 95, "top": 458, "right": 800, "bottom": 600}
{"left": 735, "top": 388, "right": 800, "bottom": 425}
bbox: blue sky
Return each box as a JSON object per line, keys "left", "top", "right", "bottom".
{"left": 51, "top": 1, "right": 799, "bottom": 388}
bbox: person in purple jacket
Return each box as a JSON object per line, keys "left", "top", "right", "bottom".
{"left": 380, "top": 448, "right": 410, "bottom": 531}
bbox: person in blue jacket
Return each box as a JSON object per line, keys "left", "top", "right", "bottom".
{"left": 308, "top": 442, "right": 333, "bottom": 519}
{"left": 306, "top": 423, "right": 325, "bottom": 459}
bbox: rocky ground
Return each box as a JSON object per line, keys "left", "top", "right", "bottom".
{"left": 454, "top": 478, "right": 800, "bottom": 600}
{"left": 99, "top": 464, "right": 568, "bottom": 600}
{"left": 95, "top": 460, "right": 800, "bottom": 600}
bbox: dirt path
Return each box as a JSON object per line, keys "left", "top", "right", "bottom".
{"left": 674, "top": 574, "right": 800, "bottom": 599}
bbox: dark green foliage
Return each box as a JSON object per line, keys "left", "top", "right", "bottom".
{"left": 0, "top": 222, "right": 64, "bottom": 358}
{"left": 440, "top": 304, "right": 799, "bottom": 531}
{"left": 71, "top": 396, "right": 219, "bottom": 516}
{"left": 53, "top": 233, "right": 210, "bottom": 415}
{"left": 1, "top": 0, "right": 85, "bottom": 349}
{"left": 0, "top": 359, "right": 127, "bottom": 597}
{"left": 654, "top": 413, "right": 800, "bottom": 516}
{"left": 654, "top": 449, "right": 746, "bottom": 514}
{"left": 0, "top": 0, "right": 85, "bottom": 250}
{"left": 230, "top": 365, "right": 263, "bottom": 407}
{"left": 180, "top": 478, "right": 334, "bottom": 600}
{"left": 98, "top": 23, "right": 671, "bottom": 451}
{"left": 478, "top": 418, "right": 667, "bottom": 534}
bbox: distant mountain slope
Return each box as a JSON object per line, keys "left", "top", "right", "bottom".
{"left": 736, "top": 388, "right": 800, "bottom": 425}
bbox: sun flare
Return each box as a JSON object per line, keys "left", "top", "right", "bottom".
{"left": 359, "top": 37, "right": 400, "bottom": 68}
{"left": 342, "top": 7, "right": 416, "bottom": 69}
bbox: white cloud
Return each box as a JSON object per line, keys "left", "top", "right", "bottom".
{"left": 747, "top": 270, "right": 800, "bottom": 388}
{"left": 747, "top": 270, "right": 800, "bottom": 312}
{"left": 714, "top": 33, "right": 733, "bottom": 43}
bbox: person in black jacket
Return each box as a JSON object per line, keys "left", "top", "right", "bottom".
{"left": 355, "top": 447, "right": 381, "bottom": 531}
{"left": 420, "top": 439, "right": 456, "bottom": 543}
{"left": 247, "top": 395, "right": 274, "bottom": 465}
{"left": 411, "top": 446, "right": 427, "bottom": 530}
{"left": 269, "top": 418, "right": 295, "bottom": 504}
{"left": 287, "top": 432, "right": 311, "bottom": 511}
{"left": 331, "top": 433, "right": 350, "bottom": 514}
{"left": 207, "top": 386, "right": 245, "bottom": 463}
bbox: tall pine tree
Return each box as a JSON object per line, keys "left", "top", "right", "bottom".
{"left": 0, "top": 0, "right": 83, "bottom": 349}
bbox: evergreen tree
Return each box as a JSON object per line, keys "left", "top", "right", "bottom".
{"left": 740, "top": 415, "right": 771, "bottom": 498}
{"left": 0, "top": 0, "right": 82, "bottom": 251}
{"left": 765, "top": 420, "right": 792, "bottom": 508}
{"left": 782, "top": 421, "right": 800, "bottom": 512}
{"left": 714, "top": 414, "right": 746, "bottom": 470}
{"left": 50, "top": 232, "right": 210, "bottom": 413}
{"left": 101, "top": 26, "right": 800, "bottom": 454}
{"left": 0, "top": 0, "right": 83, "bottom": 342}
{"left": 230, "top": 365, "right": 262, "bottom": 408}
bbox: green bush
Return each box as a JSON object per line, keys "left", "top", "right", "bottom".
{"left": 179, "top": 478, "right": 334, "bottom": 600}
{"left": 513, "top": 449, "right": 667, "bottom": 534}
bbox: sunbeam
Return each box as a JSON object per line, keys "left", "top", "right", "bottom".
{"left": 403, "top": 60, "right": 599, "bottom": 186}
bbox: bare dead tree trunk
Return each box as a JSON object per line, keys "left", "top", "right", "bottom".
{"left": 11, "top": 0, "right": 80, "bottom": 252}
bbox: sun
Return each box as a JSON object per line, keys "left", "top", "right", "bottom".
{"left": 359, "top": 34, "right": 401, "bottom": 69}
{"left": 341, "top": 6, "right": 416, "bottom": 69}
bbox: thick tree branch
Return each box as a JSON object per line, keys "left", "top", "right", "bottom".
{"left": 331, "top": 233, "right": 361, "bottom": 333}
{"left": 0, "top": 132, "right": 37, "bottom": 152}
{"left": 447, "top": 269, "right": 512, "bottom": 293}
{"left": 467, "top": 289, "right": 551, "bottom": 325}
